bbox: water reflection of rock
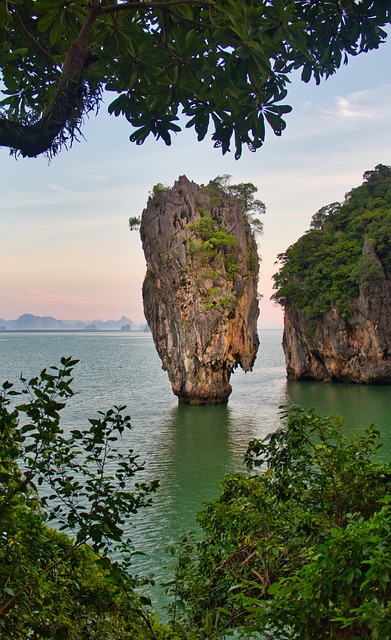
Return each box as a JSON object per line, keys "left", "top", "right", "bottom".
{"left": 130, "top": 402, "right": 260, "bottom": 593}
{"left": 153, "top": 404, "right": 242, "bottom": 535}
{"left": 130, "top": 404, "right": 227, "bottom": 604}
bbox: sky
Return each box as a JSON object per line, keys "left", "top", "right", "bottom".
{"left": 1, "top": 36, "right": 391, "bottom": 328}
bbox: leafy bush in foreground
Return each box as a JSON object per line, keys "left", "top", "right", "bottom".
{"left": 0, "top": 358, "right": 160, "bottom": 639}
{"left": 170, "top": 407, "right": 391, "bottom": 639}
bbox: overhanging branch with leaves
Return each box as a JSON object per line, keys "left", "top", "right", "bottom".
{"left": 0, "top": 0, "right": 389, "bottom": 158}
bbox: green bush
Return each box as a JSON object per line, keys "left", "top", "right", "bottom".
{"left": 149, "top": 183, "right": 169, "bottom": 205}
{"left": 169, "top": 407, "right": 391, "bottom": 639}
{"left": 0, "top": 359, "right": 160, "bottom": 639}
{"left": 0, "top": 509, "right": 155, "bottom": 639}
{"left": 209, "top": 175, "right": 266, "bottom": 234}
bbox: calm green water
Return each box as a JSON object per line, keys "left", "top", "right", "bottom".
{"left": 287, "top": 379, "right": 391, "bottom": 458}
{"left": 1, "top": 330, "right": 390, "bottom": 604}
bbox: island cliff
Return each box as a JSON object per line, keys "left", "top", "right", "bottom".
{"left": 283, "top": 273, "right": 391, "bottom": 383}
{"left": 273, "top": 164, "right": 391, "bottom": 383}
{"left": 140, "top": 176, "right": 260, "bottom": 404}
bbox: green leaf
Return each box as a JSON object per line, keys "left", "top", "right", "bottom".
{"left": 50, "top": 16, "right": 64, "bottom": 46}
{"left": 346, "top": 568, "right": 355, "bottom": 585}
{"left": 267, "top": 581, "right": 282, "bottom": 595}
{"left": 264, "top": 109, "right": 286, "bottom": 134}
{"left": 37, "top": 10, "right": 57, "bottom": 33}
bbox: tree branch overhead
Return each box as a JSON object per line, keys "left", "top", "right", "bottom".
{"left": 0, "top": 0, "right": 389, "bottom": 158}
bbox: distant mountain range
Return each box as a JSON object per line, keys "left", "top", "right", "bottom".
{"left": 0, "top": 313, "right": 150, "bottom": 332}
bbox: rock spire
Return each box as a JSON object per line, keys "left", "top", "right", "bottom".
{"left": 140, "top": 176, "right": 260, "bottom": 404}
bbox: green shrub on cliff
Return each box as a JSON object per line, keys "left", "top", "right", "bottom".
{"left": 209, "top": 175, "right": 266, "bottom": 234}
{"left": 188, "top": 214, "right": 238, "bottom": 250}
{"left": 272, "top": 164, "right": 391, "bottom": 320}
{"left": 187, "top": 212, "right": 240, "bottom": 288}
{"left": 149, "top": 183, "right": 169, "bottom": 206}
{"left": 186, "top": 176, "right": 263, "bottom": 285}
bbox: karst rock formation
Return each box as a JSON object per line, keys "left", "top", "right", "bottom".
{"left": 274, "top": 165, "right": 391, "bottom": 384}
{"left": 140, "top": 176, "right": 260, "bottom": 404}
{"left": 283, "top": 249, "right": 391, "bottom": 383}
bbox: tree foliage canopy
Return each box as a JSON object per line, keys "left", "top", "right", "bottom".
{"left": 0, "top": 0, "right": 390, "bottom": 158}
{"left": 272, "top": 164, "right": 391, "bottom": 320}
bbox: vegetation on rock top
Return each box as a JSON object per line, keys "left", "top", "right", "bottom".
{"left": 272, "top": 164, "right": 391, "bottom": 320}
{"left": 208, "top": 174, "right": 266, "bottom": 235}
{"left": 183, "top": 176, "right": 262, "bottom": 311}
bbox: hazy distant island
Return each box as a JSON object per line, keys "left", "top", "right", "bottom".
{"left": 0, "top": 313, "right": 150, "bottom": 332}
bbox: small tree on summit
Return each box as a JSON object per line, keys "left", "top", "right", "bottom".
{"left": 310, "top": 202, "right": 342, "bottom": 231}
{"left": 211, "top": 175, "right": 265, "bottom": 234}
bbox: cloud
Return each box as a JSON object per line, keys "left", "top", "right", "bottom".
{"left": 293, "top": 83, "right": 391, "bottom": 138}
{"left": 328, "top": 85, "right": 390, "bottom": 121}
{"left": 335, "top": 96, "right": 371, "bottom": 119}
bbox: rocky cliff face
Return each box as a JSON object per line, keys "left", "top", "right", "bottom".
{"left": 283, "top": 244, "right": 391, "bottom": 383}
{"left": 274, "top": 165, "right": 391, "bottom": 384}
{"left": 140, "top": 176, "right": 259, "bottom": 404}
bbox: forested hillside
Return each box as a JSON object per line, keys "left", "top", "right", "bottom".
{"left": 273, "top": 164, "right": 391, "bottom": 320}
